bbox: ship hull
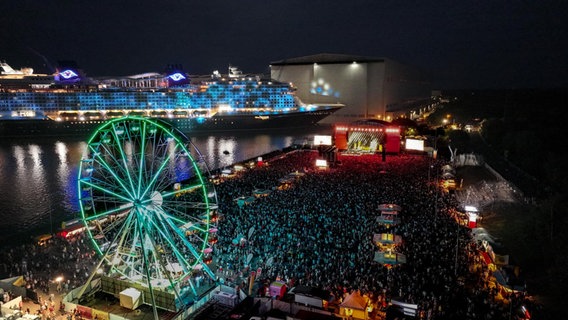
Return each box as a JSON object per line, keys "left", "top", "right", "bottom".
{"left": 0, "top": 106, "right": 340, "bottom": 138}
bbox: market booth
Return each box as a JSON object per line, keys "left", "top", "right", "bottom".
{"left": 373, "top": 233, "right": 402, "bottom": 251}
{"left": 374, "top": 251, "right": 406, "bottom": 267}
{"left": 440, "top": 165, "right": 458, "bottom": 192}
{"left": 465, "top": 205, "right": 479, "bottom": 228}
{"left": 253, "top": 189, "right": 271, "bottom": 198}
{"left": 269, "top": 280, "right": 287, "bottom": 299}
{"left": 339, "top": 291, "right": 369, "bottom": 320}
{"left": 377, "top": 204, "right": 401, "bottom": 227}
{"left": 290, "top": 286, "right": 332, "bottom": 309}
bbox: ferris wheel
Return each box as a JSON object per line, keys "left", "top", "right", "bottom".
{"left": 77, "top": 117, "right": 218, "bottom": 302}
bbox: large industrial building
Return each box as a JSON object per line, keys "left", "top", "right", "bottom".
{"left": 270, "top": 53, "right": 432, "bottom": 124}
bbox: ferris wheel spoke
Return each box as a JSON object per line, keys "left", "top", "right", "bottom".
{"left": 159, "top": 201, "right": 209, "bottom": 225}
{"left": 159, "top": 183, "right": 203, "bottom": 199}
{"left": 99, "top": 216, "right": 130, "bottom": 240}
{"left": 90, "top": 149, "right": 136, "bottom": 200}
{"left": 134, "top": 208, "right": 168, "bottom": 294}
{"left": 135, "top": 122, "right": 147, "bottom": 199}
{"left": 91, "top": 138, "right": 127, "bottom": 177}
{"left": 162, "top": 199, "right": 211, "bottom": 211}
{"left": 88, "top": 175, "right": 131, "bottom": 197}
{"left": 107, "top": 212, "right": 136, "bottom": 252}
{"left": 159, "top": 210, "right": 208, "bottom": 233}
{"left": 88, "top": 206, "right": 136, "bottom": 258}
{"left": 110, "top": 122, "right": 138, "bottom": 198}
{"left": 142, "top": 208, "right": 195, "bottom": 276}
{"left": 160, "top": 212, "right": 207, "bottom": 264}
{"left": 139, "top": 148, "right": 176, "bottom": 200}
{"left": 84, "top": 204, "right": 134, "bottom": 222}
{"left": 109, "top": 214, "right": 141, "bottom": 277}
{"left": 80, "top": 179, "right": 133, "bottom": 203}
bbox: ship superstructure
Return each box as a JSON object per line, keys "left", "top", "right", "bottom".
{"left": 0, "top": 63, "right": 341, "bottom": 136}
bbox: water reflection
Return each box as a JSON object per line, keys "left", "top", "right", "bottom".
{"left": 55, "top": 141, "right": 69, "bottom": 193}
{"left": 13, "top": 145, "right": 25, "bottom": 171}
{"left": 218, "top": 137, "right": 236, "bottom": 167}
{"left": 0, "top": 127, "right": 330, "bottom": 244}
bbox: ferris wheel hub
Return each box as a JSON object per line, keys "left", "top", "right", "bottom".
{"left": 150, "top": 190, "right": 163, "bottom": 207}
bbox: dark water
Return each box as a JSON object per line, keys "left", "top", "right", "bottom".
{"left": 0, "top": 127, "right": 330, "bottom": 245}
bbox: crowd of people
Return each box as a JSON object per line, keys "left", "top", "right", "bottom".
{"left": 213, "top": 150, "right": 534, "bottom": 319}
{"left": 0, "top": 232, "right": 97, "bottom": 319}
{"left": 0, "top": 147, "right": 543, "bottom": 319}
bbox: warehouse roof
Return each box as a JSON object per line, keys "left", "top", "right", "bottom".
{"left": 270, "top": 53, "right": 385, "bottom": 65}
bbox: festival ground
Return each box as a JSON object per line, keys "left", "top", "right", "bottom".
{"left": 1, "top": 149, "right": 546, "bottom": 319}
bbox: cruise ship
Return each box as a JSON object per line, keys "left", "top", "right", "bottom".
{"left": 0, "top": 62, "right": 342, "bottom": 137}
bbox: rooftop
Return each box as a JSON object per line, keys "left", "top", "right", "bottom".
{"left": 270, "top": 53, "right": 385, "bottom": 66}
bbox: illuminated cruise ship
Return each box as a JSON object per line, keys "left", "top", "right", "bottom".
{"left": 0, "top": 62, "right": 341, "bottom": 136}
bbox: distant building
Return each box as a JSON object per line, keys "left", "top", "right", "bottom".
{"left": 270, "top": 53, "right": 432, "bottom": 124}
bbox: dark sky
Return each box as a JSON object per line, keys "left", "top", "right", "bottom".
{"left": 1, "top": 0, "right": 567, "bottom": 89}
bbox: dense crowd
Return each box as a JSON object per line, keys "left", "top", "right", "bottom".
{"left": 213, "top": 150, "right": 532, "bottom": 319}
{"left": 0, "top": 148, "right": 543, "bottom": 319}
{"left": 0, "top": 233, "right": 97, "bottom": 319}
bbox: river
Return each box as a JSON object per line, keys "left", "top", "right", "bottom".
{"left": 0, "top": 126, "right": 330, "bottom": 245}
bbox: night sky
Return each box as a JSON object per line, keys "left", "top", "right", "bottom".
{"left": 1, "top": 0, "right": 567, "bottom": 89}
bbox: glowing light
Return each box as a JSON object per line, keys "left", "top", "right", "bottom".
{"left": 59, "top": 69, "right": 78, "bottom": 79}
{"left": 315, "top": 159, "right": 328, "bottom": 167}
{"left": 465, "top": 206, "right": 478, "bottom": 212}
{"left": 168, "top": 73, "right": 186, "bottom": 81}
{"left": 218, "top": 104, "right": 233, "bottom": 112}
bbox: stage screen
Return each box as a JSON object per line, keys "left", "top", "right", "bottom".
{"left": 315, "top": 159, "right": 328, "bottom": 167}
{"left": 405, "top": 138, "right": 424, "bottom": 151}
{"left": 313, "top": 135, "right": 332, "bottom": 146}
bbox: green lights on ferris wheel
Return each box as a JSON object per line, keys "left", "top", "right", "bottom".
{"left": 77, "top": 116, "right": 218, "bottom": 298}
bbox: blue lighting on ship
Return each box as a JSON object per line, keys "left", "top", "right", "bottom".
{"left": 0, "top": 78, "right": 298, "bottom": 115}
{"left": 59, "top": 69, "right": 78, "bottom": 79}
{"left": 169, "top": 73, "right": 186, "bottom": 81}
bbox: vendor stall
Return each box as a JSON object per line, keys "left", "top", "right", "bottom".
{"left": 373, "top": 251, "right": 406, "bottom": 267}
{"left": 269, "top": 281, "right": 287, "bottom": 299}
{"left": 377, "top": 210, "right": 400, "bottom": 227}
{"left": 373, "top": 233, "right": 402, "bottom": 251}
{"left": 340, "top": 291, "right": 369, "bottom": 320}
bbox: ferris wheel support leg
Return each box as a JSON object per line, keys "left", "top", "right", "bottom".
{"left": 137, "top": 214, "right": 160, "bottom": 320}
{"left": 200, "top": 261, "right": 217, "bottom": 280}
{"left": 76, "top": 251, "right": 110, "bottom": 302}
{"left": 186, "top": 275, "right": 198, "bottom": 296}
